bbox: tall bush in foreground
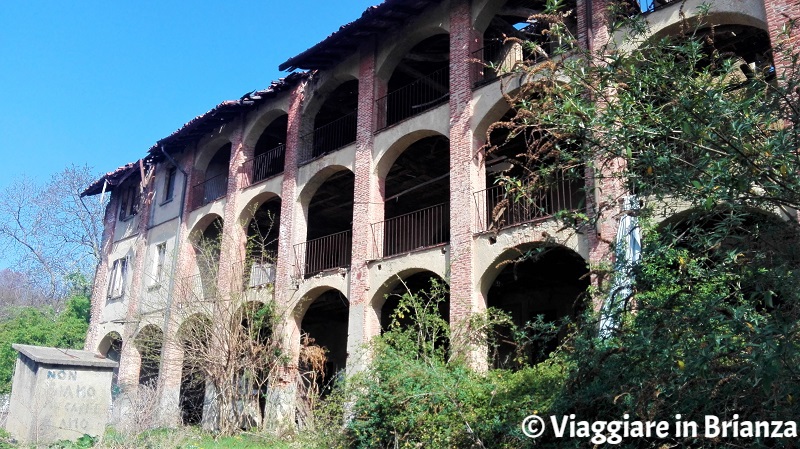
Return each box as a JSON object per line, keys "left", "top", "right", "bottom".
{"left": 336, "top": 279, "right": 567, "bottom": 449}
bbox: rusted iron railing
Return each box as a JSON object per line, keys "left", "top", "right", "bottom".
{"left": 298, "top": 112, "right": 357, "bottom": 164}
{"left": 244, "top": 144, "right": 285, "bottom": 186}
{"left": 190, "top": 174, "right": 227, "bottom": 210}
{"left": 473, "top": 172, "right": 582, "bottom": 232}
{"left": 376, "top": 67, "right": 449, "bottom": 130}
{"left": 371, "top": 203, "right": 449, "bottom": 259}
{"left": 294, "top": 230, "right": 352, "bottom": 278}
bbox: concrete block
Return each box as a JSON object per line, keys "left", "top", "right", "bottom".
{"left": 5, "top": 344, "right": 117, "bottom": 445}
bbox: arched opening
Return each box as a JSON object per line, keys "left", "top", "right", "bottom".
{"left": 134, "top": 325, "right": 163, "bottom": 387}
{"left": 475, "top": 0, "right": 577, "bottom": 85}
{"left": 380, "top": 272, "right": 450, "bottom": 353}
{"left": 192, "top": 143, "right": 231, "bottom": 209}
{"left": 381, "top": 271, "right": 450, "bottom": 330}
{"left": 300, "top": 80, "right": 359, "bottom": 163}
{"left": 658, "top": 208, "right": 800, "bottom": 310}
{"left": 476, "top": 109, "right": 584, "bottom": 232}
{"left": 98, "top": 332, "right": 123, "bottom": 388}
{"left": 299, "top": 289, "right": 349, "bottom": 398}
{"left": 245, "top": 199, "right": 281, "bottom": 288}
{"left": 487, "top": 246, "right": 589, "bottom": 369}
{"left": 379, "top": 34, "right": 450, "bottom": 128}
{"left": 249, "top": 115, "right": 288, "bottom": 184}
{"left": 179, "top": 315, "right": 212, "bottom": 426}
{"left": 299, "top": 170, "right": 355, "bottom": 277}
{"left": 194, "top": 216, "right": 224, "bottom": 299}
{"left": 377, "top": 136, "right": 450, "bottom": 258}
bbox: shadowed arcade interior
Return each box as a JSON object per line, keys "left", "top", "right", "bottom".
{"left": 487, "top": 246, "right": 588, "bottom": 368}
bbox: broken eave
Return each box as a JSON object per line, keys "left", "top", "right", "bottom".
{"left": 83, "top": 72, "right": 308, "bottom": 197}
{"left": 147, "top": 72, "right": 308, "bottom": 159}
{"left": 279, "top": 0, "right": 440, "bottom": 72}
{"left": 81, "top": 161, "right": 141, "bottom": 197}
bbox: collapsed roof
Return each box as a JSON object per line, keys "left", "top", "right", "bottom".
{"left": 82, "top": 73, "right": 307, "bottom": 197}
{"left": 279, "top": 0, "right": 440, "bottom": 71}
{"left": 85, "top": 0, "right": 441, "bottom": 197}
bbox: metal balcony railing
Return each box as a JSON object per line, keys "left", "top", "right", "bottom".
{"left": 246, "top": 262, "right": 276, "bottom": 288}
{"left": 371, "top": 203, "right": 449, "bottom": 259}
{"left": 471, "top": 35, "right": 560, "bottom": 87}
{"left": 377, "top": 67, "right": 449, "bottom": 130}
{"left": 298, "top": 112, "right": 357, "bottom": 164}
{"left": 178, "top": 273, "right": 216, "bottom": 301}
{"left": 294, "top": 230, "right": 352, "bottom": 278}
{"left": 244, "top": 144, "right": 285, "bottom": 186}
{"left": 473, "top": 172, "right": 582, "bottom": 232}
{"left": 191, "top": 174, "right": 227, "bottom": 210}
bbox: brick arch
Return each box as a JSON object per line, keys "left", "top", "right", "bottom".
{"left": 194, "top": 136, "right": 234, "bottom": 173}
{"left": 287, "top": 285, "right": 350, "bottom": 369}
{"left": 187, "top": 213, "right": 224, "bottom": 245}
{"left": 375, "top": 25, "right": 450, "bottom": 82}
{"left": 472, "top": 0, "right": 510, "bottom": 35}
{"left": 370, "top": 267, "right": 450, "bottom": 312}
{"left": 647, "top": 7, "right": 767, "bottom": 43}
{"left": 237, "top": 191, "right": 282, "bottom": 227}
{"left": 299, "top": 74, "right": 360, "bottom": 136}
{"left": 133, "top": 324, "right": 163, "bottom": 386}
{"left": 242, "top": 108, "right": 290, "bottom": 150}
{"left": 373, "top": 130, "right": 449, "bottom": 181}
{"left": 478, "top": 239, "right": 586, "bottom": 300}
{"left": 296, "top": 164, "right": 354, "bottom": 211}
{"left": 97, "top": 331, "right": 122, "bottom": 358}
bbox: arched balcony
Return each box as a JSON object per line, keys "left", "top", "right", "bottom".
{"left": 191, "top": 143, "right": 231, "bottom": 210}
{"left": 377, "top": 34, "right": 450, "bottom": 129}
{"left": 243, "top": 199, "right": 281, "bottom": 288}
{"left": 295, "top": 170, "right": 355, "bottom": 277}
{"left": 299, "top": 80, "right": 359, "bottom": 164}
{"left": 372, "top": 136, "right": 450, "bottom": 259}
{"left": 473, "top": 0, "right": 577, "bottom": 86}
{"left": 245, "top": 115, "right": 288, "bottom": 186}
{"left": 474, "top": 111, "right": 584, "bottom": 232}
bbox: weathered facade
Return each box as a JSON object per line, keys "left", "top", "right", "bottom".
{"left": 81, "top": 0, "right": 798, "bottom": 427}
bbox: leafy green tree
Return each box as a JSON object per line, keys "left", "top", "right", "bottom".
{"left": 0, "top": 294, "right": 91, "bottom": 393}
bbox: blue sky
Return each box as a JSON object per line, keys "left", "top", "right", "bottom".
{"left": 0, "top": 1, "right": 378, "bottom": 189}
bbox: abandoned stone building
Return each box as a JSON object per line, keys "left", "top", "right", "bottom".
{"left": 81, "top": 0, "right": 798, "bottom": 427}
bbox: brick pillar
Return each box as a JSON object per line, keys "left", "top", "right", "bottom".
{"left": 265, "top": 81, "right": 307, "bottom": 433}
{"left": 217, "top": 123, "right": 247, "bottom": 296}
{"left": 117, "top": 163, "right": 157, "bottom": 389}
{"left": 274, "top": 83, "right": 306, "bottom": 310}
{"left": 448, "top": 0, "right": 484, "bottom": 365}
{"left": 764, "top": 0, "right": 800, "bottom": 78}
{"left": 348, "top": 37, "right": 383, "bottom": 374}
{"left": 576, "top": 0, "right": 610, "bottom": 54}
{"left": 157, "top": 150, "right": 198, "bottom": 425}
{"left": 84, "top": 194, "right": 119, "bottom": 351}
